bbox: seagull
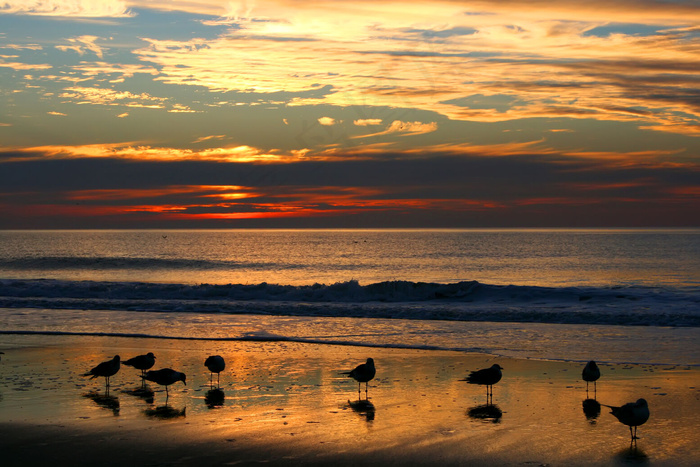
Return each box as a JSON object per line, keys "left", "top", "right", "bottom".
{"left": 123, "top": 352, "right": 156, "bottom": 378}
{"left": 582, "top": 361, "right": 601, "bottom": 392}
{"left": 142, "top": 368, "right": 186, "bottom": 396}
{"left": 462, "top": 364, "right": 503, "bottom": 402}
{"left": 341, "top": 358, "right": 376, "bottom": 398}
{"left": 204, "top": 355, "right": 225, "bottom": 387}
{"left": 606, "top": 399, "right": 650, "bottom": 441}
{"left": 82, "top": 355, "right": 120, "bottom": 389}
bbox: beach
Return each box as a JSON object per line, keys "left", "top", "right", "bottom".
{"left": 1, "top": 334, "right": 699, "bottom": 466}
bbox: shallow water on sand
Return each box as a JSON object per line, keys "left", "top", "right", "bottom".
{"left": 2, "top": 309, "right": 699, "bottom": 365}
{"left": 0, "top": 336, "right": 699, "bottom": 466}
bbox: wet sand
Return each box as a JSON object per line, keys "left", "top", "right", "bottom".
{"left": 0, "top": 334, "right": 699, "bottom": 466}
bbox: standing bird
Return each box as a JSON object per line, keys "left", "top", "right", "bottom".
{"left": 142, "top": 368, "right": 186, "bottom": 397}
{"left": 582, "top": 361, "right": 601, "bottom": 393}
{"left": 606, "top": 399, "right": 650, "bottom": 441}
{"left": 463, "top": 364, "right": 503, "bottom": 403}
{"left": 341, "top": 358, "right": 376, "bottom": 398}
{"left": 82, "top": 355, "right": 120, "bottom": 390}
{"left": 123, "top": 352, "right": 156, "bottom": 379}
{"left": 204, "top": 355, "right": 225, "bottom": 388}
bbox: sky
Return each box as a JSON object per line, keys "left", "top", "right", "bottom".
{"left": 0, "top": 0, "right": 698, "bottom": 229}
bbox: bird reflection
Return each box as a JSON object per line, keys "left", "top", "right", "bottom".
{"left": 84, "top": 390, "right": 120, "bottom": 416}
{"left": 143, "top": 405, "right": 186, "bottom": 419}
{"left": 582, "top": 398, "right": 601, "bottom": 423}
{"left": 205, "top": 388, "right": 225, "bottom": 409}
{"left": 348, "top": 399, "right": 375, "bottom": 421}
{"left": 122, "top": 386, "right": 155, "bottom": 404}
{"left": 467, "top": 404, "right": 502, "bottom": 423}
{"left": 615, "top": 443, "right": 649, "bottom": 465}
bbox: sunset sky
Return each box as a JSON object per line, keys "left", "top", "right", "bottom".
{"left": 1, "top": 0, "right": 698, "bottom": 228}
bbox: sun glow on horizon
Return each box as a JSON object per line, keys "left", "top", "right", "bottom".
{"left": 0, "top": 0, "right": 698, "bottom": 228}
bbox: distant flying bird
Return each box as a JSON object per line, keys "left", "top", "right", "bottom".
{"left": 204, "top": 355, "right": 225, "bottom": 387}
{"left": 463, "top": 364, "right": 503, "bottom": 401}
{"left": 123, "top": 352, "right": 156, "bottom": 378}
{"left": 582, "top": 361, "right": 601, "bottom": 392}
{"left": 605, "top": 399, "right": 650, "bottom": 441}
{"left": 341, "top": 358, "right": 376, "bottom": 397}
{"left": 83, "top": 355, "right": 120, "bottom": 389}
{"left": 142, "top": 368, "right": 187, "bottom": 396}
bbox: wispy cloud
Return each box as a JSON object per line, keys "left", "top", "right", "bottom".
{"left": 55, "top": 36, "right": 105, "bottom": 58}
{"left": 354, "top": 119, "right": 383, "bottom": 126}
{"left": 0, "top": 0, "right": 132, "bottom": 17}
{"left": 355, "top": 121, "right": 438, "bottom": 138}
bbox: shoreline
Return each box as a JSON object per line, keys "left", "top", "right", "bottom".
{"left": 1, "top": 335, "right": 699, "bottom": 466}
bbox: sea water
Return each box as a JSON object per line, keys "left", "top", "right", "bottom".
{"left": 0, "top": 229, "right": 698, "bottom": 364}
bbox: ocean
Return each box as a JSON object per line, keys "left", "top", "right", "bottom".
{"left": 1, "top": 229, "right": 698, "bottom": 365}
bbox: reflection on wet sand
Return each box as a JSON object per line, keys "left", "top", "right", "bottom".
{"left": 348, "top": 399, "right": 375, "bottom": 421}
{"left": 583, "top": 398, "right": 601, "bottom": 424}
{"left": 84, "top": 390, "right": 120, "bottom": 416}
{"left": 467, "top": 404, "right": 502, "bottom": 423}
{"left": 615, "top": 444, "right": 649, "bottom": 465}
{"left": 205, "top": 388, "right": 225, "bottom": 409}
{"left": 143, "top": 405, "right": 186, "bottom": 419}
{"left": 122, "top": 386, "right": 155, "bottom": 404}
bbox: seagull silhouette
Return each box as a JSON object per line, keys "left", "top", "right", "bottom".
{"left": 341, "top": 358, "right": 376, "bottom": 398}
{"left": 142, "top": 368, "right": 186, "bottom": 397}
{"left": 582, "top": 361, "right": 601, "bottom": 393}
{"left": 462, "top": 364, "right": 503, "bottom": 403}
{"left": 123, "top": 352, "right": 156, "bottom": 378}
{"left": 605, "top": 398, "right": 650, "bottom": 441}
{"left": 204, "top": 355, "right": 225, "bottom": 387}
{"left": 83, "top": 355, "right": 120, "bottom": 390}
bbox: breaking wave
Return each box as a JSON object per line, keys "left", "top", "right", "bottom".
{"left": 0, "top": 278, "right": 698, "bottom": 327}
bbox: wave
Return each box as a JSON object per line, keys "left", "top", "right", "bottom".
{"left": 0, "top": 279, "right": 698, "bottom": 327}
